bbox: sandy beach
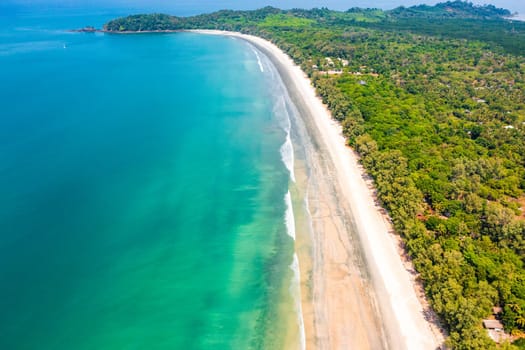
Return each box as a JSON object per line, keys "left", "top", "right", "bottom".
{"left": 194, "top": 29, "right": 445, "bottom": 350}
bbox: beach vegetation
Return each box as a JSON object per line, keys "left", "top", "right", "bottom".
{"left": 259, "top": 14, "right": 315, "bottom": 28}
{"left": 105, "top": 2, "right": 525, "bottom": 348}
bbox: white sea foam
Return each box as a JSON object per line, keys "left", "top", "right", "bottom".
{"left": 274, "top": 94, "right": 296, "bottom": 183}
{"left": 284, "top": 191, "right": 305, "bottom": 350}
{"left": 284, "top": 190, "right": 296, "bottom": 240}
{"left": 250, "top": 47, "right": 264, "bottom": 72}
{"left": 259, "top": 50, "right": 296, "bottom": 184}
{"left": 280, "top": 131, "right": 296, "bottom": 183}
{"left": 290, "top": 253, "right": 306, "bottom": 350}
{"left": 258, "top": 41, "right": 303, "bottom": 349}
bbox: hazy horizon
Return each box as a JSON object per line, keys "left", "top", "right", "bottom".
{"left": 2, "top": 0, "right": 524, "bottom": 17}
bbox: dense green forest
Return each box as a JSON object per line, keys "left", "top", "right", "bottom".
{"left": 105, "top": 1, "right": 525, "bottom": 349}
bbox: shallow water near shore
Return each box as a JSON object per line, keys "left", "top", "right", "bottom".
{"left": 0, "top": 12, "right": 303, "bottom": 349}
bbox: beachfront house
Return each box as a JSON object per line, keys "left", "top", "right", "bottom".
{"left": 483, "top": 316, "right": 511, "bottom": 344}
{"left": 483, "top": 319, "right": 504, "bottom": 331}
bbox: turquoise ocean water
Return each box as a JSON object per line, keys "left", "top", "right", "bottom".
{"left": 0, "top": 10, "right": 301, "bottom": 349}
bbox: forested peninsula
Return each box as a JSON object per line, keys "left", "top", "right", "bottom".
{"left": 105, "top": 2, "right": 525, "bottom": 349}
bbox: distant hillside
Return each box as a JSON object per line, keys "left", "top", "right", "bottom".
{"left": 389, "top": 0, "right": 512, "bottom": 19}
{"left": 104, "top": 2, "right": 524, "bottom": 56}
{"left": 103, "top": 1, "right": 513, "bottom": 34}
{"left": 102, "top": 2, "right": 525, "bottom": 349}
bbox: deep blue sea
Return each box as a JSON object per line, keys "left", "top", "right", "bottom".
{"left": 0, "top": 9, "right": 302, "bottom": 349}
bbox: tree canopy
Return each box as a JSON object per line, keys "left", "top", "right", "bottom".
{"left": 105, "top": 2, "right": 525, "bottom": 348}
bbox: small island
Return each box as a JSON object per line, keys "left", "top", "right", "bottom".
{"left": 71, "top": 26, "right": 98, "bottom": 33}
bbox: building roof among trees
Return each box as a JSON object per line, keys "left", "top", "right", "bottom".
{"left": 483, "top": 320, "right": 504, "bottom": 330}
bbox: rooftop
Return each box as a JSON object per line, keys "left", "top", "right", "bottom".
{"left": 483, "top": 319, "right": 504, "bottom": 330}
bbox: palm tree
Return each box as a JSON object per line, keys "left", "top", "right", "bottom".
{"left": 515, "top": 314, "right": 525, "bottom": 328}
{"left": 507, "top": 303, "right": 522, "bottom": 313}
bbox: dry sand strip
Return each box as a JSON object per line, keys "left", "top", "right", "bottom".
{"left": 192, "top": 30, "right": 445, "bottom": 350}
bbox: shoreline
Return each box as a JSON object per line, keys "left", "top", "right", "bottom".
{"left": 70, "top": 28, "right": 184, "bottom": 34}
{"left": 193, "top": 30, "right": 445, "bottom": 349}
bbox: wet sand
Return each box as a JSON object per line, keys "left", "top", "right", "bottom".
{"left": 193, "top": 30, "right": 444, "bottom": 350}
